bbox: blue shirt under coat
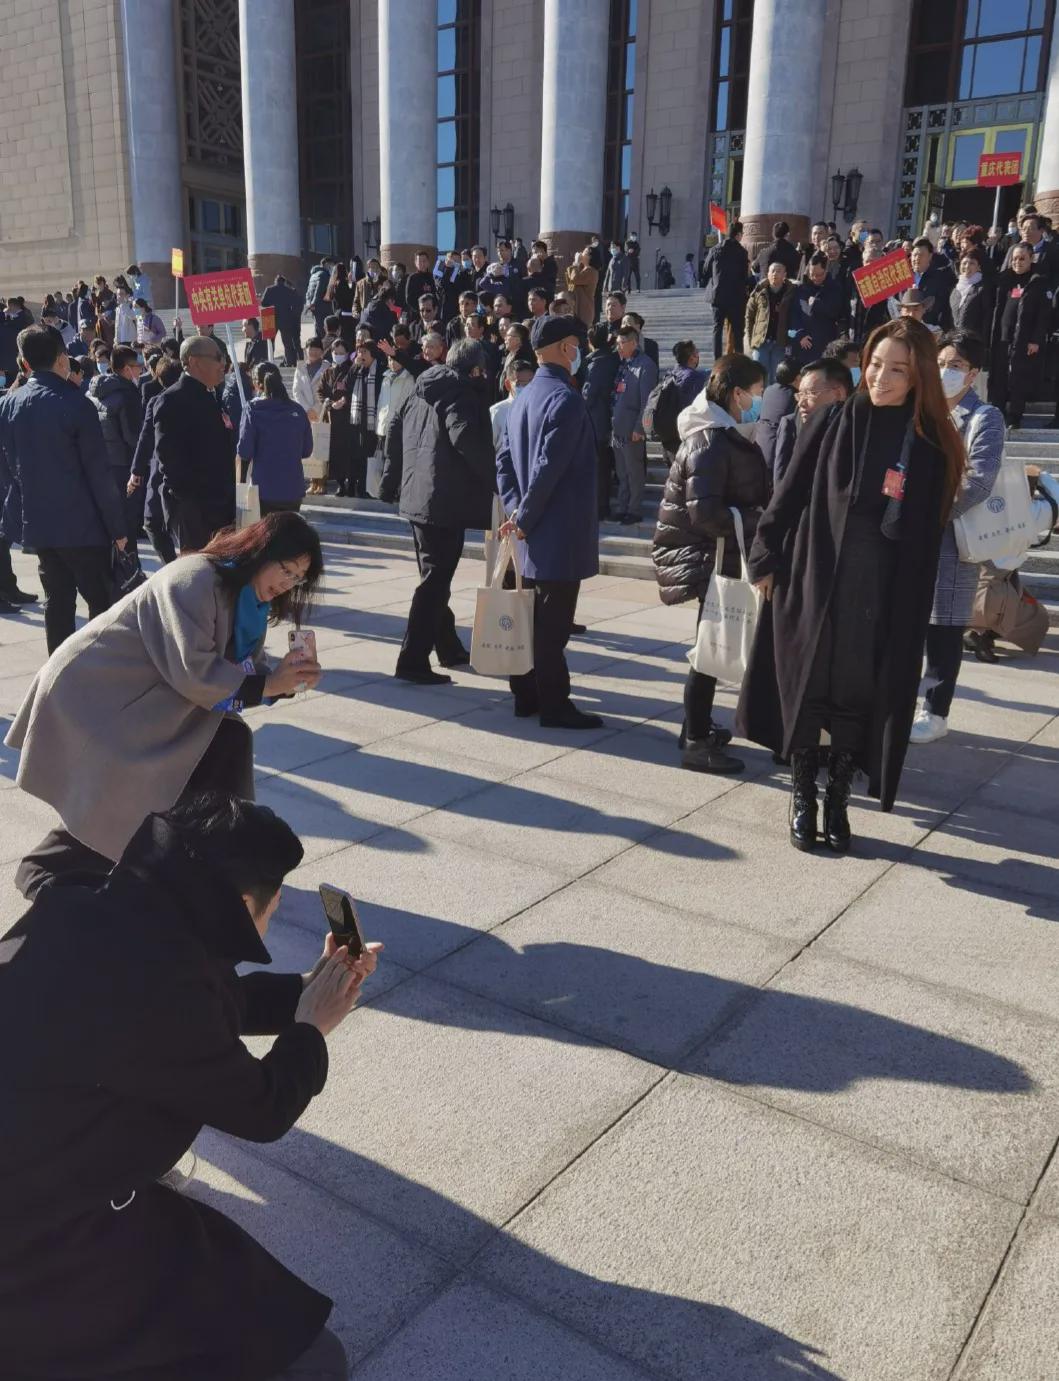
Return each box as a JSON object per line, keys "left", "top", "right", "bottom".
{"left": 236, "top": 396, "right": 313, "bottom": 503}
{"left": 496, "top": 362, "right": 599, "bottom": 582}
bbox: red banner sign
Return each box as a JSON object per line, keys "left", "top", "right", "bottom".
{"left": 184, "top": 268, "right": 260, "bottom": 326}
{"left": 260, "top": 305, "right": 277, "bottom": 339}
{"left": 977, "top": 151, "right": 1023, "bottom": 187}
{"left": 852, "top": 247, "right": 914, "bottom": 309}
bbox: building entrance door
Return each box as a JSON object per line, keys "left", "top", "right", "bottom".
{"left": 937, "top": 122, "right": 1033, "bottom": 229}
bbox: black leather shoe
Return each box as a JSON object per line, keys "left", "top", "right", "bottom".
{"left": 513, "top": 699, "right": 539, "bottom": 718}
{"left": 679, "top": 721, "right": 732, "bottom": 750}
{"left": 823, "top": 750, "right": 855, "bottom": 852}
{"left": 540, "top": 702, "right": 604, "bottom": 730}
{"left": 789, "top": 749, "right": 819, "bottom": 851}
{"left": 570, "top": 623, "right": 587, "bottom": 635}
{"left": 395, "top": 667, "right": 452, "bottom": 686}
{"left": 681, "top": 734, "right": 744, "bottom": 775}
{"left": 619, "top": 514, "right": 640, "bottom": 526}
{"left": 438, "top": 648, "right": 471, "bottom": 668}
{"left": 4, "top": 588, "right": 38, "bottom": 604}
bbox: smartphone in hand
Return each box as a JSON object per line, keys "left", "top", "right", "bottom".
{"left": 318, "top": 884, "right": 366, "bottom": 959}
{"left": 289, "top": 629, "right": 317, "bottom": 664}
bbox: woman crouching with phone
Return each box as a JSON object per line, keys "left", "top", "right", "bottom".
{"left": 737, "top": 318, "right": 965, "bottom": 852}
{"left": 7, "top": 511, "right": 325, "bottom": 897}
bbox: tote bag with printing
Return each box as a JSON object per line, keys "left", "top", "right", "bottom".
{"left": 688, "top": 507, "right": 762, "bottom": 685}
{"left": 471, "top": 535, "right": 535, "bottom": 677}
{"left": 954, "top": 448, "right": 1035, "bottom": 564}
{"left": 235, "top": 465, "right": 261, "bottom": 531}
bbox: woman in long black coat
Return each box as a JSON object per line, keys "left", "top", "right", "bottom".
{"left": 736, "top": 318, "right": 965, "bottom": 852}
{"left": 949, "top": 249, "right": 994, "bottom": 338}
{"left": 987, "top": 244, "right": 1050, "bottom": 429}
{"left": 0, "top": 797, "right": 376, "bottom": 1381}
{"left": 316, "top": 346, "right": 356, "bottom": 494}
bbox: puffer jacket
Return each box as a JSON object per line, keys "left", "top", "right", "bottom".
{"left": 378, "top": 364, "right": 496, "bottom": 529}
{"left": 88, "top": 371, "right": 143, "bottom": 473}
{"left": 652, "top": 395, "right": 770, "bottom": 606}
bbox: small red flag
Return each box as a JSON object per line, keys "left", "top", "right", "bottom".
{"left": 709, "top": 203, "right": 728, "bottom": 235}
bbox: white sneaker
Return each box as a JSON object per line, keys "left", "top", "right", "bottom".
{"left": 910, "top": 708, "right": 948, "bottom": 744}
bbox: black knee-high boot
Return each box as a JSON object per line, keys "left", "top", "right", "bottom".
{"left": 823, "top": 750, "right": 856, "bottom": 852}
{"left": 789, "top": 749, "right": 819, "bottom": 851}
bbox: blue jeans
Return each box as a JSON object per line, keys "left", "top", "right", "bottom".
{"left": 752, "top": 341, "right": 788, "bottom": 385}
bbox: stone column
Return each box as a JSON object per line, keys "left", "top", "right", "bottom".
{"left": 538, "top": 0, "right": 610, "bottom": 263}
{"left": 378, "top": 0, "right": 436, "bottom": 264}
{"left": 739, "top": 0, "right": 827, "bottom": 254}
{"left": 119, "top": 0, "right": 184, "bottom": 309}
{"left": 239, "top": 0, "right": 303, "bottom": 291}
{"left": 1034, "top": 26, "right": 1059, "bottom": 224}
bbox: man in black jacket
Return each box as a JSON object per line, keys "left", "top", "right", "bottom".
{"left": 754, "top": 221, "right": 802, "bottom": 280}
{"left": 908, "top": 239, "right": 956, "bottom": 329}
{"left": 379, "top": 338, "right": 496, "bottom": 684}
{"left": 89, "top": 344, "right": 145, "bottom": 544}
{"left": 0, "top": 792, "right": 379, "bottom": 1381}
{"left": 405, "top": 251, "right": 437, "bottom": 323}
{"left": 260, "top": 275, "right": 304, "bottom": 365}
{"left": 153, "top": 335, "right": 235, "bottom": 552}
{"left": 707, "top": 221, "right": 751, "bottom": 357}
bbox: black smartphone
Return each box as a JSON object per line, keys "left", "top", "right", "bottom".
{"left": 318, "top": 884, "right": 365, "bottom": 958}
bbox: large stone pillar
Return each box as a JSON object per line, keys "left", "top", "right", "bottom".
{"left": 119, "top": 0, "right": 184, "bottom": 309}
{"left": 239, "top": 0, "right": 303, "bottom": 291}
{"left": 1034, "top": 26, "right": 1059, "bottom": 224}
{"left": 740, "top": 0, "right": 827, "bottom": 254}
{"left": 538, "top": 0, "right": 610, "bottom": 262}
{"left": 379, "top": 0, "right": 436, "bottom": 264}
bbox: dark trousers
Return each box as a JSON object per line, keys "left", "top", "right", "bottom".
{"left": 509, "top": 578, "right": 581, "bottom": 715}
{"left": 15, "top": 716, "right": 255, "bottom": 899}
{"left": 684, "top": 596, "right": 719, "bottom": 736}
{"left": 278, "top": 327, "right": 302, "bottom": 366}
{"left": 312, "top": 305, "right": 329, "bottom": 339}
{"left": 146, "top": 518, "right": 178, "bottom": 565}
{"left": 261, "top": 499, "right": 303, "bottom": 516}
{"left": 0, "top": 536, "right": 18, "bottom": 596}
{"left": 270, "top": 1327, "right": 348, "bottom": 1379}
{"left": 596, "top": 440, "right": 615, "bottom": 518}
{"left": 792, "top": 514, "right": 897, "bottom": 754}
{"left": 924, "top": 623, "right": 965, "bottom": 719}
{"left": 712, "top": 304, "right": 745, "bottom": 358}
{"left": 170, "top": 494, "right": 233, "bottom": 552}
{"left": 36, "top": 545, "right": 114, "bottom": 654}
{"left": 398, "top": 522, "right": 467, "bottom": 672}
{"left": 109, "top": 467, "right": 144, "bottom": 546}
{"left": 348, "top": 429, "right": 376, "bottom": 498}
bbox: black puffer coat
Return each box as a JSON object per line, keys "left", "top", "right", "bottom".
{"left": 652, "top": 396, "right": 770, "bottom": 606}
{"left": 379, "top": 364, "right": 496, "bottom": 529}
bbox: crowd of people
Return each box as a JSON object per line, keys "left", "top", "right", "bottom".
{"left": 0, "top": 201, "right": 1056, "bottom": 1378}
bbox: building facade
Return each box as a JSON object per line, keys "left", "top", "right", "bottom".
{"left": 2, "top": 0, "right": 1059, "bottom": 306}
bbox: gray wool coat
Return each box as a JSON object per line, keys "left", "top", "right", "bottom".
{"left": 5, "top": 557, "right": 268, "bottom": 861}
{"left": 931, "top": 389, "right": 1006, "bottom": 626}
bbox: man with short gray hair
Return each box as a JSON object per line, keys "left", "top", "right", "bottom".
{"left": 379, "top": 338, "right": 496, "bottom": 683}
{"left": 154, "top": 333, "right": 236, "bottom": 551}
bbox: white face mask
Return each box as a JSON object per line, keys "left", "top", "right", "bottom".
{"left": 332, "top": 351, "right": 348, "bottom": 364}
{"left": 939, "top": 365, "right": 968, "bottom": 399}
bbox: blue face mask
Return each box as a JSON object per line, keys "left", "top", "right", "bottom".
{"left": 569, "top": 346, "right": 582, "bottom": 375}
{"left": 850, "top": 366, "right": 862, "bottom": 386}
{"left": 740, "top": 394, "right": 761, "bottom": 425}
{"left": 858, "top": 229, "right": 869, "bottom": 244}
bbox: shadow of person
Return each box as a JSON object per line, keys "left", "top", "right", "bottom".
{"left": 189, "top": 1128, "right": 847, "bottom": 1380}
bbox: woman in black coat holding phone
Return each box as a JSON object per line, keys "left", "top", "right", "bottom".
{"left": 737, "top": 319, "right": 964, "bottom": 852}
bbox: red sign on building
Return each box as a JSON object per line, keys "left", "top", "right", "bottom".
{"left": 977, "top": 151, "right": 1023, "bottom": 187}
{"left": 183, "top": 268, "right": 260, "bottom": 326}
{"left": 852, "top": 247, "right": 915, "bottom": 309}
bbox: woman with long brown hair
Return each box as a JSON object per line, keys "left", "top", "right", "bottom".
{"left": 737, "top": 318, "right": 964, "bottom": 852}
{"left": 7, "top": 512, "right": 325, "bottom": 896}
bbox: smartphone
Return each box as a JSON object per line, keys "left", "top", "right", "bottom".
{"left": 318, "top": 884, "right": 365, "bottom": 958}
{"left": 288, "top": 629, "right": 317, "bottom": 663}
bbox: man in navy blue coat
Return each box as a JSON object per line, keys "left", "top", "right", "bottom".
{"left": 496, "top": 315, "right": 601, "bottom": 729}
{"left": 0, "top": 327, "right": 126, "bottom": 653}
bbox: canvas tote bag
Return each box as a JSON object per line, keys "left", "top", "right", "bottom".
{"left": 235, "top": 464, "right": 261, "bottom": 531}
{"left": 687, "top": 507, "right": 761, "bottom": 684}
{"left": 471, "top": 534, "right": 535, "bottom": 677}
{"left": 954, "top": 448, "right": 1035, "bottom": 563}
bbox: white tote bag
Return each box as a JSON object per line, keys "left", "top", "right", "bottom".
{"left": 366, "top": 449, "right": 386, "bottom": 499}
{"left": 471, "top": 535, "right": 535, "bottom": 677}
{"left": 953, "top": 449, "right": 1035, "bottom": 564}
{"left": 235, "top": 467, "right": 261, "bottom": 531}
{"left": 687, "top": 507, "right": 762, "bottom": 685}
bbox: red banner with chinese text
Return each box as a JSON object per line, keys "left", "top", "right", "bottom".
{"left": 260, "top": 306, "right": 277, "bottom": 339}
{"left": 977, "top": 151, "right": 1023, "bottom": 188}
{"left": 852, "top": 247, "right": 914, "bottom": 309}
{"left": 184, "top": 268, "right": 260, "bottom": 326}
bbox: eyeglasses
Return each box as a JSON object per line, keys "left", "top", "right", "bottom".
{"left": 277, "top": 560, "right": 308, "bottom": 589}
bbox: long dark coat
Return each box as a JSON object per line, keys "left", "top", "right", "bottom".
{"left": 0, "top": 815, "right": 331, "bottom": 1381}
{"left": 989, "top": 270, "right": 1050, "bottom": 399}
{"left": 736, "top": 393, "right": 949, "bottom": 809}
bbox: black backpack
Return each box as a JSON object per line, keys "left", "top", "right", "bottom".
{"left": 644, "top": 374, "right": 682, "bottom": 449}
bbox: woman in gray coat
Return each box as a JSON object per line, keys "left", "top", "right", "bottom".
{"left": 910, "top": 331, "right": 1004, "bottom": 743}
{"left": 6, "top": 511, "right": 324, "bottom": 895}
